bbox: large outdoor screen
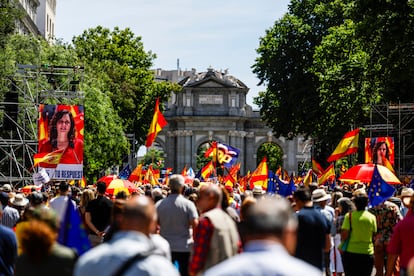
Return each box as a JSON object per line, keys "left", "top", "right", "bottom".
{"left": 37, "top": 104, "right": 84, "bottom": 180}
{"left": 365, "top": 136, "right": 395, "bottom": 165}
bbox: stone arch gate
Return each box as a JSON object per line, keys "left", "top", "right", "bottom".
{"left": 153, "top": 68, "right": 311, "bottom": 175}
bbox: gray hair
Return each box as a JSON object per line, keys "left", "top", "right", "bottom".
{"left": 169, "top": 174, "right": 185, "bottom": 193}
{"left": 244, "top": 197, "right": 297, "bottom": 238}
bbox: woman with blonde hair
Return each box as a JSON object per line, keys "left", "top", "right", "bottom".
{"left": 78, "top": 189, "right": 95, "bottom": 230}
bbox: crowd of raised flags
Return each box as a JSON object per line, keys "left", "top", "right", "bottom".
{"left": 27, "top": 100, "right": 412, "bottom": 245}
{"left": 18, "top": 98, "right": 414, "bottom": 272}
{"left": 30, "top": 96, "right": 413, "bottom": 217}
{"left": 118, "top": 104, "right": 409, "bottom": 209}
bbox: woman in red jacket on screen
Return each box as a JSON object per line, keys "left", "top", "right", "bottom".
{"left": 39, "top": 109, "right": 83, "bottom": 164}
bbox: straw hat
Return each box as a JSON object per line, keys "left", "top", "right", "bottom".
{"left": 352, "top": 188, "right": 368, "bottom": 198}
{"left": 10, "top": 193, "right": 29, "bottom": 207}
{"left": 312, "top": 188, "right": 331, "bottom": 202}
{"left": 2, "top": 184, "right": 12, "bottom": 193}
{"left": 252, "top": 185, "right": 265, "bottom": 195}
{"left": 400, "top": 188, "right": 414, "bottom": 206}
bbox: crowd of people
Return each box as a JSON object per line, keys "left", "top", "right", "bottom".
{"left": 1, "top": 175, "right": 414, "bottom": 276}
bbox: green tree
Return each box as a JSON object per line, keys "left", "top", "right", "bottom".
{"left": 257, "top": 142, "right": 283, "bottom": 172}
{"left": 140, "top": 148, "right": 165, "bottom": 170}
{"left": 82, "top": 77, "right": 129, "bottom": 181}
{"left": 196, "top": 143, "right": 211, "bottom": 171}
{"left": 349, "top": 0, "right": 414, "bottom": 102}
{"left": 0, "top": 0, "right": 22, "bottom": 49}
{"left": 72, "top": 26, "right": 181, "bottom": 145}
{"left": 253, "top": 0, "right": 414, "bottom": 160}
{"left": 0, "top": 34, "right": 130, "bottom": 182}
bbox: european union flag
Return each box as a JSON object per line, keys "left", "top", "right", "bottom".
{"left": 58, "top": 196, "right": 91, "bottom": 255}
{"left": 119, "top": 164, "right": 131, "bottom": 179}
{"left": 267, "top": 171, "right": 277, "bottom": 194}
{"left": 277, "top": 174, "right": 296, "bottom": 197}
{"left": 368, "top": 165, "right": 396, "bottom": 207}
{"left": 268, "top": 172, "right": 296, "bottom": 197}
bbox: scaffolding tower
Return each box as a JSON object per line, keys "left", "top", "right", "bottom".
{"left": 364, "top": 103, "right": 414, "bottom": 177}
{"left": 0, "top": 64, "right": 84, "bottom": 187}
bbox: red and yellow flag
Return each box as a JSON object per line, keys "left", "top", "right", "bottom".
{"left": 181, "top": 165, "right": 188, "bottom": 176}
{"left": 317, "top": 164, "right": 335, "bottom": 185}
{"left": 250, "top": 157, "right": 268, "bottom": 190}
{"left": 145, "top": 98, "right": 168, "bottom": 148}
{"left": 201, "top": 161, "right": 215, "bottom": 180}
{"left": 129, "top": 164, "right": 143, "bottom": 182}
{"left": 223, "top": 163, "right": 240, "bottom": 187}
{"left": 327, "top": 128, "right": 360, "bottom": 162}
{"left": 33, "top": 149, "right": 64, "bottom": 168}
{"left": 303, "top": 169, "right": 313, "bottom": 187}
{"left": 312, "top": 159, "right": 324, "bottom": 176}
{"left": 144, "top": 165, "right": 158, "bottom": 185}
{"left": 382, "top": 154, "right": 396, "bottom": 175}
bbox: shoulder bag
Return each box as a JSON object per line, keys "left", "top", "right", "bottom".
{"left": 338, "top": 211, "right": 352, "bottom": 254}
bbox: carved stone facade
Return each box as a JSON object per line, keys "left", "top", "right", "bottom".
{"left": 154, "top": 68, "right": 311, "bottom": 174}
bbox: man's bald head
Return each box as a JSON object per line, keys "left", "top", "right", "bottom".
{"left": 120, "top": 195, "right": 157, "bottom": 235}
{"left": 197, "top": 183, "right": 222, "bottom": 213}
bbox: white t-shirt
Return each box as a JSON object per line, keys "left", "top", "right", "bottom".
{"left": 49, "top": 195, "right": 74, "bottom": 221}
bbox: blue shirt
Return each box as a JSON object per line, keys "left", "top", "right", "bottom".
{"left": 0, "top": 225, "right": 17, "bottom": 276}
{"left": 74, "top": 231, "right": 179, "bottom": 276}
{"left": 295, "top": 206, "right": 330, "bottom": 270}
{"left": 205, "top": 241, "right": 322, "bottom": 276}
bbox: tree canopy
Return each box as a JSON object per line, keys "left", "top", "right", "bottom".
{"left": 72, "top": 26, "right": 181, "bottom": 145}
{"left": 253, "top": 0, "right": 414, "bottom": 158}
{"left": 0, "top": 25, "right": 181, "bottom": 182}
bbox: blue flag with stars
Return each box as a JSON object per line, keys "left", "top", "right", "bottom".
{"left": 368, "top": 165, "right": 396, "bottom": 207}
{"left": 57, "top": 196, "right": 91, "bottom": 255}
{"left": 267, "top": 171, "right": 296, "bottom": 197}
{"left": 267, "top": 171, "right": 277, "bottom": 194}
{"left": 119, "top": 164, "right": 131, "bottom": 180}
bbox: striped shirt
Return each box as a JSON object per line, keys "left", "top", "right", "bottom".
{"left": 1, "top": 205, "right": 20, "bottom": 228}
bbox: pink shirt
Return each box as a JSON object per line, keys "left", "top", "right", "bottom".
{"left": 387, "top": 213, "right": 414, "bottom": 269}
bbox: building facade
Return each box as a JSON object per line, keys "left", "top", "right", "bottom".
{"left": 15, "top": 0, "right": 56, "bottom": 41}
{"left": 36, "top": 0, "right": 56, "bottom": 41}
{"left": 154, "top": 68, "right": 311, "bottom": 174}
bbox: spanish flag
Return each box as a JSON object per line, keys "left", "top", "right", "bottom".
{"left": 250, "top": 157, "right": 268, "bottom": 190}
{"left": 181, "top": 165, "right": 188, "bottom": 176}
{"left": 204, "top": 141, "right": 217, "bottom": 158}
{"left": 327, "top": 128, "right": 360, "bottom": 162}
{"left": 381, "top": 154, "right": 396, "bottom": 175}
{"left": 312, "top": 159, "right": 324, "bottom": 176}
{"left": 201, "top": 161, "right": 215, "bottom": 180}
{"left": 145, "top": 98, "right": 168, "bottom": 148}
{"left": 317, "top": 164, "right": 335, "bottom": 185}
{"left": 33, "top": 149, "right": 64, "bottom": 168}
{"left": 128, "top": 164, "right": 143, "bottom": 182}
{"left": 303, "top": 169, "right": 313, "bottom": 187}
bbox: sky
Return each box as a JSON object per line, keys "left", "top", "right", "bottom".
{"left": 55, "top": 0, "right": 291, "bottom": 108}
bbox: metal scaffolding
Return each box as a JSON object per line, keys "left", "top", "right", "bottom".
{"left": 0, "top": 64, "right": 84, "bottom": 187}
{"left": 364, "top": 103, "right": 414, "bottom": 177}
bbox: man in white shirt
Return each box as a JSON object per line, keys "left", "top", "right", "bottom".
{"left": 49, "top": 181, "right": 74, "bottom": 221}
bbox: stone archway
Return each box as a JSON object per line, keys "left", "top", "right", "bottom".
{"left": 153, "top": 68, "right": 311, "bottom": 175}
